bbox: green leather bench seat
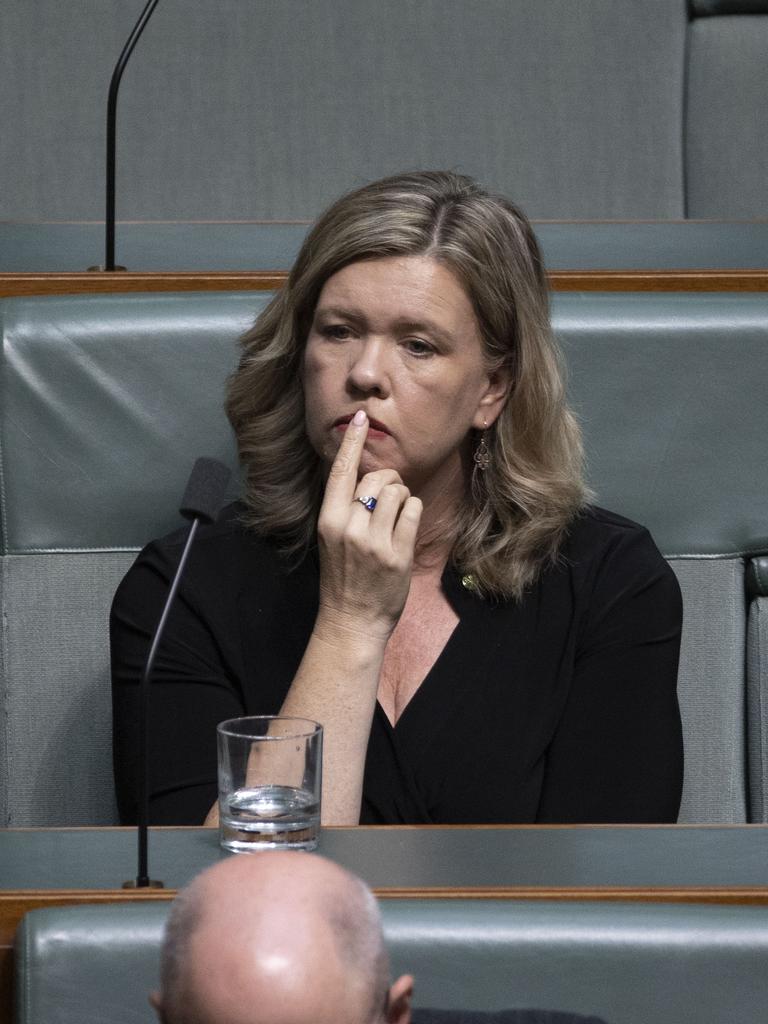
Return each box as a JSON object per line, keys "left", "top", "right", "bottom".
{"left": 1, "top": 292, "right": 767, "bottom": 824}
{"left": 16, "top": 900, "right": 768, "bottom": 1024}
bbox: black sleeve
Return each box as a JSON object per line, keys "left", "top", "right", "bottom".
{"left": 110, "top": 539, "right": 245, "bottom": 825}
{"left": 536, "top": 525, "right": 684, "bottom": 823}
{"left": 413, "top": 1010, "right": 608, "bottom": 1024}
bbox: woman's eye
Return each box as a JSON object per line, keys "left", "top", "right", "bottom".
{"left": 322, "top": 324, "right": 353, "bottom": 341}
{"left": 403, "top": 338, "right": 435, "bottom": 357}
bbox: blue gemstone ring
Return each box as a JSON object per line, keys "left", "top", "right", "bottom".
{"left": 354, "top": 495, "right": 377, "bottom": 512}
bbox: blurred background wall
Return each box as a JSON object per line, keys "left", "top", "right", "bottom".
{"left": 0, "top": 0, "right": 764, "bottom": 223}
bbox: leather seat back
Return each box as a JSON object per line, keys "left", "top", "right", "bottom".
{"left": 16, "top": 900, "right": 768, "bottom": 1024}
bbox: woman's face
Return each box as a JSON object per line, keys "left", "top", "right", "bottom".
{"left": 302, "top": 255, "right": 509, "bottom": 500}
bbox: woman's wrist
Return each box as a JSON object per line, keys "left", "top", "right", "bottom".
{"left": 312, "top": 605, "right": 393, "bottom": 652}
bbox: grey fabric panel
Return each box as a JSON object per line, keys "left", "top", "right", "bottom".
{"left": 0, "top": 0, "right": 686, "bottom": 221}
{"left": 0, "top": 293, "right": 258, "bottom": 553}
{"left": 747, "top": 597, "right": 767, "bottom": 821}
{"left": 1, "top": 552, "right": 748, "bottom": 828}
{"left": 686, "top": 17, "right": 768, "bottom": 217}
{"left": 6, "top": 221, "right": 768, "bottom": 274}
{"left": 1, "top": 552, "right": 135, "bottom": 826}
{"left": 558, "top": 292, "right": 768, "bottom": 558}
{"left": 17, "top": 900, "right": 768, "bottom": 1024}
{"left": 670, "top": 559, "right": 747, "bottom": 823}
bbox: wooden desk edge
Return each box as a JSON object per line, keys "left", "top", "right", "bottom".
{"left": 1, "top": 269, "right": 767, "bottom": 297}
{"left": 3, "top": 885, "right": 768, "bottom": 942}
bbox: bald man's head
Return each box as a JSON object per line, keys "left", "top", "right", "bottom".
{"left": 153, "top": 853, "right": 412, "bottom": 1024}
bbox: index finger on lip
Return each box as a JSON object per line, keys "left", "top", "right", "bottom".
{"left": 325, "top": 410, "right": 368, "bottom": 503}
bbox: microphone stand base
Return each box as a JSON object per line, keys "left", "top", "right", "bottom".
{"left": 122, "top": 879, "right": 166, "bottom": 889}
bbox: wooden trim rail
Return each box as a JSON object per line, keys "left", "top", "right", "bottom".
{"left": 1, "top": 268, "right": 767, "bottom": 298}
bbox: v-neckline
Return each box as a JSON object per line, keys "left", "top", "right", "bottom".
{"left": 376, "top": 561, "right": 483, "bottom": 732}
{"left": 376, "top": 614, "right": 463, "bottom": 731}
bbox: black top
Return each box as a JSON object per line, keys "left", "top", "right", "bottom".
{"left": 110, "top": 503, "right": 683, "bottom": 826}
{"left": 413, "top": 1011, "right": 607, "bottom": 1024}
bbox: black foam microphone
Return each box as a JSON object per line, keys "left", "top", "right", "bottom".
{"left": 179, "top": 458, "right": 232, "bottom": 523}
{"left": 124, "top": 458, "right": 231, "bottom": 889}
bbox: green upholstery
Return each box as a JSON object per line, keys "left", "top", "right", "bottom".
{"left": 4, "top": 221, "right": 768, "bottom": 274}
{"left": 0, "top": 294, "right": 250, "bottom": 552}
{"left": 3, "top": 292, "right": 765, "bottom": 556}
{"left": 558, "top": 293, "right": 767, "bottom": 557}
{"left": 16, "top": 899, "right": 768, "bottom": 1024}
{"left": 1, "top": 291, "right": 767, "bottom": 824}
{"left": 747, "top": 558, "right": 768, "bottom": 597}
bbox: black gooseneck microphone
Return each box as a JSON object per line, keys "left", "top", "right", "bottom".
{"left": 89, "top": 0, "right": 162, "bottom": 272}
{"left": 124, "top": 457, "right": 231, "bottom": 889}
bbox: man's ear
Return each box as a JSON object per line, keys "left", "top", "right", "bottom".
{"left": 149, "top": 991, "right": 165, "bottom": 1022}
{"left": 385, "top": 974, "right": 414, "bottom": 1024}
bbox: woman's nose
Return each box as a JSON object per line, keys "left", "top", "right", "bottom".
{"left": 346, "top": 338, "right": 390, "bottom": 396}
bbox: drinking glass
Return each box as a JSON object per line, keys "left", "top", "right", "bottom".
{"left": 217, "top": 716, "right": 323, "bottom": 852}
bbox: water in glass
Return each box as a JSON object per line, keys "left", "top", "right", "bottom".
{"left": 220, "top": 784, "right": 320, "bottom": 852}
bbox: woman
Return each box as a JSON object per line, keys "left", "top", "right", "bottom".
{"left": 111, "top": 170, "right": 683, "bottom": 826}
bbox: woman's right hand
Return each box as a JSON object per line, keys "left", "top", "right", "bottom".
{"left": 315, "top": 409, "right": 423, "bottom": 644}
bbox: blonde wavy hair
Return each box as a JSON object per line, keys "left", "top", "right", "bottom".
{"left": 226, "top": 170, "right": 588, "bottom": 600}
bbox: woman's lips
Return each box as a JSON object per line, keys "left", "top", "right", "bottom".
{"left": 334, "top": 415, "right": 391, "bottom": 438}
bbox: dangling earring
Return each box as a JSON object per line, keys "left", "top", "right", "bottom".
{"left": 473, "top": 421, "right": 490, "bottom": 471}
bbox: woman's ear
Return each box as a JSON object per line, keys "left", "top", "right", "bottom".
{"left": 473, "top": 365, "right": 512, "bottom": 430}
